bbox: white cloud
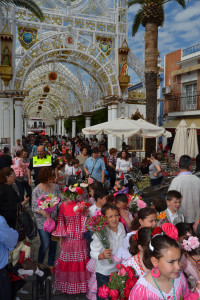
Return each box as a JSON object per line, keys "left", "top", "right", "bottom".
{"left": 174, "top": 1, "right": 200, "bottom": 22}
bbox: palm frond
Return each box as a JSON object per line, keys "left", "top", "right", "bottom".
{"left": 163, "top": 0, "right": 186, "bottom": 8}
{"left": 160, "top": 5, "right": 165, "bottom": 26}
{"left": 128, "top": 0, "right": 144, "bottom": 8}
{"left": 132, "top": 8, "right": 143, "bottom": 36}
{"left": 0, "top": 0, "right": 44, "bottom": 21}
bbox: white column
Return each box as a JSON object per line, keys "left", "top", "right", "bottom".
{"left": 72, "top": 118, "right": 76, "bottom": 138}
{"left": 57, "top": 118, "right": 61, "bottom": 135}
{"left": 24, "top": 117, "right": 27, "bottom": 136}
{"left": 14, "top": 98, "right": 23, "bottom": 142}
{"left": 55, "top": 119, "right": 58, "bottom": 135}
{"left": 62, "top": 118, "right": 65, "bottom": 136}
{"left": 0, "top": 97, "right": 14, "bottom": 152}
{"left": 84, "top": 114, "right": 91, "bottom": 139}
{"left": 107, "top": 105, "right": 112, "bottom": 150}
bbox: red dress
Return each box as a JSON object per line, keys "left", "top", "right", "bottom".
{"left": 52, "top": 202, "right": 90, "bottom": 294}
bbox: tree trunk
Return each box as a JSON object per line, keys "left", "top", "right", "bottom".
{"left": 145, "top": 23, "right": 158, "bottom": 157}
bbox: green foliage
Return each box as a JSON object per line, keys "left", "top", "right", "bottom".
{"left": 64, "top": 118, "right": 72, "bottom": 134}
{"left": 1, "top": 0, "right": 44, "bottom": 21}
{"left": 91, "top": 108, "right": 108, "bottom": 126}
{"left": 76, "top": 115, "right": 85, "bottom": 133}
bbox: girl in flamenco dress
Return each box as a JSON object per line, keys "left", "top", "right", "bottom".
{"left": 52, "top": 199, "right": 90, "bottom": 294}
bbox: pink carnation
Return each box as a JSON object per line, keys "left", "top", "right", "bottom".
{"left": 98, "top": 285, "right": 109, "bottom": 298}
{"left": 118, "top": 267, "right": 127, "bottom": 276}
{"left": 182, "top": 236, "right": 200, "bottom": 252}
{"left": 162, "top": 223, "right": 178, "bottom": 241}
{"left": 109, "top": 289, "right": 119, "bottom": 299}
{"left": 137, "top": 199, "right": 146, "bottom": 209}
{"left": 89, "top": 178, "right": 94, "bottom": 184}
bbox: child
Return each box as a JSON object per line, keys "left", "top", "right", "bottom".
{"left": 89, "top": 188, "right": 107, "bottom": 217}
{"left": 57, "top": 157, "right": 65, "bottom": 192}
{"left": 181, "top": 235, "right": 200, "bottom": 292}
{"left": 64, "top": 158, "right": 82, "bottom": 186}
{"left": 129, "top": 234, "right": 200, "bottom": 299}
{"left": 52, "top": 200, "right": 90, "bottom": 294}
{"left": 114, "top": 178, "right": 135, "bottom": 205}
{"left": 11, "top": 150, "right": 25, "bottom": 177}
{"left": 165, "top": 190, "right": 184, "bottom": 225}
{"left": 90, "top": 203, "right": 126, "bottom": 300}
{"left": 151, "top": 196, "right": 167, "bottom": 213}
{"left": 113, "top": 207, "right": 157, "bottom": 262}
{"left": 114, "top": 193, "right": 133, "bottom": 232}
{"left": 175, "top": 222, "right": 193, "bottom": 243}
{"left": 88, "top": 180, "right": 103, "bottom": 205}
{"left": 114, "top": 207, "right": 157, "bottom": 262}
{"left": 104, "top": 174, "right": 111, "bottom": 191}
{"left": 122, "top": 227, "right": 152, "bottom": 277}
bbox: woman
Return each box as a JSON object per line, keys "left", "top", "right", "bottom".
{"left": 0, "top": 167, "right": 29, "bottom": 229}
{"left": 116, "top": 150, "right": 132, "bottom": 173}
{"left": 83, "top": 147, "right": 105, "bottom": 183}
{"left": 107, "top": 148, "right": 117, "bottom": 188}
{"left": 15, "top": 149, "right": 32, "bottom": 205}
{"left": 76, "top": 146, "right": 88, "bottom": 175}
{"left": 148, "top": 152, "right": 163, "bottom": 186}
{"left": 32, "top": 167, "right": 61, "bottom": 271}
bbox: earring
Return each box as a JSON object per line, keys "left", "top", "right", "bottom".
{"left": 151, "top": 265, "right": 160, "bottom": 278}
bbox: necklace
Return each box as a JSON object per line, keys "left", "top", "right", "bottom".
{"left": 151, "top": 275, "right": 175, "bottom": 300}
{"left": 137, "top": 252, "right": 145, "bottom": 275}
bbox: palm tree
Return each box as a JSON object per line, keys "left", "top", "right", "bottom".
{"left": 128, "top": 0, "right": 186, "bottom": 155}
{"left": 0, "top": 0, "right": 44, "bottom": 21}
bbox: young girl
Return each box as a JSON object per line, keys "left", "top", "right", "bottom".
{"left": 52, "top": 198, "right": 90, "bottom": 294}
{"left": 114, "top": 193, "right": 133, "bottom": 232}
{"left": 181, "top": 235, "right": 200, "bottom": 292}
{"left": 175, "top": 222, "right": 193, "bottom": 244}
{"left": 11, "top": 150, "right": 28, "bottom": 178}
{"left": 88, "top": 180, "right": 103, "bottom": 205}
{"left": 114, "top": 177, "right": 136, "bottom": 205}
{"left": 129, "top": 235, "right": 200, "bottom": 299}
{"left": 57, "top": 157, "right": 65, "bottom": 193}
{"left": 122, "top": 227, "right": 152, "bottom": 277}
{"left": 113, "top": 207, "right": 157, "bottom": 262}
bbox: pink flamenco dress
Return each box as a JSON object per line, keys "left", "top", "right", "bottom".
{"left": 52, "top": 201, "right": 90, "bottom": 294}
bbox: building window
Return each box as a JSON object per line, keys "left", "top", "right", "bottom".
{"left": 128, "top": 136, "right": 145, "bottom": 151}
{"left": 182, "top": 82, "right": 197, "bottom": 110}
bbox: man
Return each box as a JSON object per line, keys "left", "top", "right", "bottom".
{"left": 12, "top": 139, "right": 23, "bottom": 157}
{"left": 27, "top": 145, "right": 58, "bottom": 186}
{"left": 0, "top": 147, "right": 12, "bottom": 170}
{"left": 168, "top": 155, "right": 200, "bottom": 224}
{"left": 83, "top": 147, "right": 105, "bottom": 183}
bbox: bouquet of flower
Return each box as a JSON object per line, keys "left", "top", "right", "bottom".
{"left": 73, "top": 201, "right": 91, "bottom": 216}
{"left": 157, "top": 211, "right": 169, "bottom": 226}
{"left": 129, "top": 194, "right": 146, "bottom": 215}
{"left": 98, "top": 264, "right": 138, "bottom": 299}
{"left": 37, "top": 194, "right": 60, "bottom": 233}
{"left": 61, "top": 183, "right": 86, "bottom": 202}
{"left": 76, "top": 170, "right": 81, "bottom": 176}
{"left": 86, "top": 214, "right": 112, "bottom": 264}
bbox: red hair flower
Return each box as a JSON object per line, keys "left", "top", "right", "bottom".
{"left": 134, "top": 230, "right": 139, "bottom": 241}
{"left": 120, "top": 173, "right": 124, "bottom": 179}
{"left": 162, "top": 223, "right": 178, "bottom": 241}
{"left": 152, "top": 227, "right": 162, "bottom": 237}
{"left": 75, "top": 187, "right": 84, "bottom": 195}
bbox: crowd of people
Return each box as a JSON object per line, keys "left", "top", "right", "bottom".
{"left": 0, "top": 134, "right": 200, "bottom": 300}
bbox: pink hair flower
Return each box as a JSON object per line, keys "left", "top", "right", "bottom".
{"left": 137, "top": 199, "right": 146, "bottom": 209}
{"left": 89, "top": 178, "right": 94, "bottom": 184}
{"left": 182, "top": 236, "right": 200, "bottom": 252}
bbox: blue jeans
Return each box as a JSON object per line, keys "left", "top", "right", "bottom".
{"left": 38, "top": 229, "right": 57, "bottom": 266}
{"left": 96, "top": 272, "right": 110, "bottom": 300}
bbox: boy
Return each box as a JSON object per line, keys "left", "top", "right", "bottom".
{"left": 89, "top": 188, "right": 107, "bottom": 217}
{"left": 90, "top": 203, "right": 126, "bottom": 300}
{"left": 165, "top": 190, "right": 184, "bottom": 225}
{"left": 65, "top": 158, "right": 82, "bottom": 186}
{"left": 114, "top": 194, "right": 133, "bottom": 232}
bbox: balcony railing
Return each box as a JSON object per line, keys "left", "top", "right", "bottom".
{"left": 168, "top": 92, "right": 200, "bottom": 113}
{"left": 182, "top": 43, "right": 200, "bottom": 57}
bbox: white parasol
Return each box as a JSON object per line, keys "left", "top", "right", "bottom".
{"left": 171, "top": 119, "right": 188, "bottom": 161}
{"left": 188, "top": 123, "right": 199, "bottom": 158}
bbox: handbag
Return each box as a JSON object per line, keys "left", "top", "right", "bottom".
{"left": 20, "top": 208, "right": 38, "bottom": 240}
{"left": 68, "top": 167, "right": 79, "bottom": 186}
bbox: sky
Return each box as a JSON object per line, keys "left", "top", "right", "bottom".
{"left": 127, "top": 0, "right": 200, "bottom": 84}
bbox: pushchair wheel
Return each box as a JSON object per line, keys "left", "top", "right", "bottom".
{"left": 45, "top": 278, "right": 51, "bottom": 300}
{"left": 32, "top": 278, "right": 40, "bottom": 300}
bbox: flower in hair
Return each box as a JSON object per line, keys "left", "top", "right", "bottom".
{"left": 157, "top": 211, "right": 166, "bottom": 220}
{"left": 182, "top": 236, "right": 200, "bottom": 252}
{"left": 162, "top": 223, "right": 178, "bottom": 241}
{"left": 134, "top": 230, "right": 139, "bottom": 241}
{"left": 89, "top": 178, "right": 94, "bottom": 184}
{"left": 152, "top": 227, "right": 162, "bottom": 237}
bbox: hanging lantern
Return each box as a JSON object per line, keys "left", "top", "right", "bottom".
{"left": 38, "top": 106, "right": 42, "bottom": 110}
{"left": 118, "top": 39, "right": 130, "bottom": 93}
{"left": 39, "top": 100, "right": 43, "bottom": 104}
{"left": 42, "top": 94, "right": 47, "bottom": 97}
{"left": 49, "top": 71, "right": 57, "bottom": 81}
{"left": 43, "top": 86, "right": 50, "bottom": 93}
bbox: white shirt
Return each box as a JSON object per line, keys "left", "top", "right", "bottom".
{"left": 64, "top": 165, "right": 82, "bottom": 185}
{"left": 90, "top": 222, "right": 126, "bottom": 276}
{"left": 116, "top": 158, "right": 132, "bottom": 172}
{"left": 89, "top": 203, "right": 101, "bottom": 217}
{"left": 168, "top": 173, "right": 200, "bottom": 223}
{"left": 166, "top": 208, "right": 184, "bottom": 224}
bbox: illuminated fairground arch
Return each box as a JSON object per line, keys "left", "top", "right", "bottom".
{"left": 13, "top": 31, "right": 120, "bottom": 97}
